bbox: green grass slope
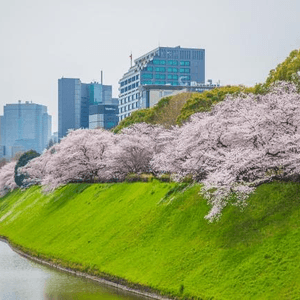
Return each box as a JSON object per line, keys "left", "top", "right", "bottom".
{"left": 1, "top": 181, "right": 300, "bottom": 299}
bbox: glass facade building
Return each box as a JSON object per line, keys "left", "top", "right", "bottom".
{"left": 58, "top": 78, "right": 116, "bottom": 139}
{"left": 89, "top": 104, "right": 119, "bottom": 130}
{"left": 0, "top": 101, "right": 51, "bottom": 158}
{"left": 118, "top": 46, "right": 205, "bottom": 122}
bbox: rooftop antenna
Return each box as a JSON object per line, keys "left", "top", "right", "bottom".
{"left": 101, "top": 70, "right": 103, "bottom": 85}
{"left": 129, "top": 52, "right": 133, "bottom": 67}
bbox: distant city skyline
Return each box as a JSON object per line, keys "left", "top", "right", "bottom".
{"left": 0, "top": 101, "right": 51, "bottom": 158}
{"left": 0, "top": 0, "right": 300, "bottom": 132}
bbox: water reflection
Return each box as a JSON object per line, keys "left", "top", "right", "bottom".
{"left": 0, "top": 241, "right": 146, "bottom": 300}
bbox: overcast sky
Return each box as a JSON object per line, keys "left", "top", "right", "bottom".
{"left": 0, "top": 0, "right": 299, "bottom": 132}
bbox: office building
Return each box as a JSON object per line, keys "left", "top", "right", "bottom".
{"left": 89, "top": 102, "right": 119, "bottom": 130}
{"left": 58, "top": 78, "right": 117, "bottom": 139}
{"left": 118, "top": 46, "right": 205, "bottom": 121}
{"left": 0, "top": 101, "right": 52, "bottom": 158}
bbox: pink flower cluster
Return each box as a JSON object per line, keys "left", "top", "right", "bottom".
{"left": 0, "top": 161, "right": 17, "bottom": 197}
{"left": 1, "top": 81, "right": 300, "bottom": 220}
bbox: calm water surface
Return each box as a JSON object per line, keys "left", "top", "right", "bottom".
{"left": 0, "top": 241, "right": 148, "bottom": 300}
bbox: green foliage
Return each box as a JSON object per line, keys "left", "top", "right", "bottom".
{"left": 125, "top": 173, "right": 155, "bottom": 182}
{"left": 1, "top": 182, "right": 300, "bottom": 299}
{"left": 14, "top": 150, "right": 40, "bottom": 187}
{"left": 177, "top": 85, "right": 255, "bottom": 124}
{"left": 113, "top": 97, "right": 172, "bottom": 133}
{"left": 159, "top": 173, "right": 171, "bottom": 182}
{"left": 265, "top": 48, "right": 300, "bottom": 91}
{"left": 114, "top": 94, "right": 192, "bottom": 132}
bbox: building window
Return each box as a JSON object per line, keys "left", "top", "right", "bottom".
{"left": 179, "top": 68, "right": 190, "bottom": 73}
{"left": 167, "top": 60, "right": 178, "bottom": 65}
{"left": 155, "top": 74, "right": 166, "bottom": 79}
{"left": 153, "top": 59, "right": 166, "bottom": 65}
{"left": 142, "top": 73, "right": 153, "bottom": 79}
{"left": 180, "top": 61, "right": 190, "bottom": 66}
{"left": 155, "top": 67, "right": 166, "bottom": 72}
{"left": 141, "top": 80, "right": 152, "bottom": 85}
{"left": 147, "top": 66, "right": 153, "bottom": 71}
{"left": 167, "top": 67, "right": 177, "bottom": 73}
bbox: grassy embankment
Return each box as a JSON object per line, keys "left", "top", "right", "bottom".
{"left": 1, "top": 181, "right": 300, "bottom": 299}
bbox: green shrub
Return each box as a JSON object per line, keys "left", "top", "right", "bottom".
{"left": 125, "top": 173, "right": 154, "bottom": 183}
{"left": 14, "top": 150, "right": 40, "bottom": 187}
{"left": 159, "top": 173, "right": 171, "bottom": 182}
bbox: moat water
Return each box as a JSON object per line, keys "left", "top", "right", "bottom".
{"left": 0, "top": 241, "right": 148, "bottom": 300}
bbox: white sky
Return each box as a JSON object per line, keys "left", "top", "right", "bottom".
{"left": 0, "top": 0, "right": 299, "bottom": 132}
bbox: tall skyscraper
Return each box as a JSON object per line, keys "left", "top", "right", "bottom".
{"left": 58, "top": 78, "right": 81, "bottom": 139}
{"left": 0, "top": 101, "right": 52, "bottom": 158}
{"left": 58, "top": 78, "right": 117, "bottom": 139}
{"left": 118, "top": 46, "right": 205, "bottom": 122}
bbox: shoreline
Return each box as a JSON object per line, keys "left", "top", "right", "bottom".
{"left": 0, "top": 236, "right": 173, "bottom": 300}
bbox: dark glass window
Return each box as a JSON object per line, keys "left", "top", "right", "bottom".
{"left": 179, "top": 68, "right": 190, "bottom": 73}
{"left": 155, "top": 67, "right": 166, "bottom": 72}
{"left": 180, "top": 61, "right": 190, "bottom": 66}
{"left": 141, "top": 80, "right": 152, "bottom": 85}
{"left": 147, "top": 66, "right": 153, "bottom": 71}
{"left": 142, "top": 73, "right": 153, "bottom": 79}
{"left": 155, "top": 74, "right": 166, "bottom": 79}
{"left": 167, "top": 60, "right": 178, "bottom": 65}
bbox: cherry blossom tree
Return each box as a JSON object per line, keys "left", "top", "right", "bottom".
{"left": 0, "top": 161, "right": 18, "bottom": 196}
{"left": 21, "top": 129, "right": 117, "bottom": 191}
{"left": 153, "top": 81, "right": 300, "bottom": 221}
{"left": 11, "top": 81, "right": 300, "bottom": 222}
{"left": 112, "top": 123, "right": 164, "bottom": 178}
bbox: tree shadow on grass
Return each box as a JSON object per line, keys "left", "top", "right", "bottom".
{"left": 43, "top": 184, "right": 91, "bottom": 215}
{"left": 216, "top": 182, "right": 300, "bottom": 249}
